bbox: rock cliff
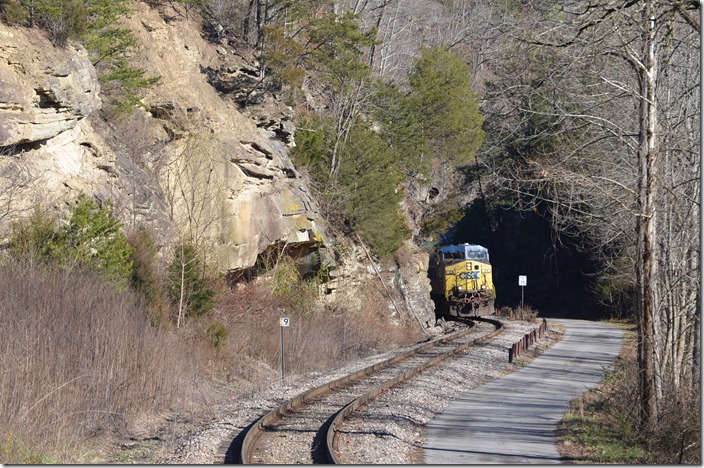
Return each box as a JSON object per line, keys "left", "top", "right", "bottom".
{"left": 0, "top": 5, "right": 325, "bottom": 271}
{"left": 0, "top": 3, "right": 437, "bottom": 330}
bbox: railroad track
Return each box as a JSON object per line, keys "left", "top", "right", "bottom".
{"left": 220, "top": 317, "right": 503, "bottom": 464}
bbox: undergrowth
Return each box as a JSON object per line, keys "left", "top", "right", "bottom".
{"left": 0, "top": 252, "right": 421, "bottom": 463}
{"left": 557, "top": 321, "right": 701, "bottom": 464}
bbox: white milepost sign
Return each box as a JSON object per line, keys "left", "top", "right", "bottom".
{"left": 518, "top": 275, "right": 527, "bottom": 286}
{"left": 279, "top": 317, "right": 289, "bottom": 382}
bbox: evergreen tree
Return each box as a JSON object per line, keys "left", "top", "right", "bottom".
{"left": 406, "top": 47, "right": 484, "bottom": 170}
{"left": 80, "top": 0, "right": 159, "bottom": 112}
{"left": 168, "top": 243, "right": 214, "bottom": 325}
{"left": 58, "top": 194, "right": 134, "bottom": 290}
{"left": 8, "top": 194, "right": 134, "bottom": 290}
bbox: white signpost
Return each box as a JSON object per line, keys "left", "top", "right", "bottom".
{"left": 518, "top": 276, "right": 527, "bottom": 309}
{"left": 280, "top": 317, "right": 290, "bottom": 382}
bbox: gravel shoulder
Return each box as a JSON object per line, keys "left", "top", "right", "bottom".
{"left": 97, "top": 317, "right": 561, "bottom": 464}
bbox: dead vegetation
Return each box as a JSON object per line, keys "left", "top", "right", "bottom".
{"left": 0, "top": 257, "right": 422, "bottom": 463}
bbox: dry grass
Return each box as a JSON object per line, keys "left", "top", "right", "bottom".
{"left": 0, "top": 257, "right": 423, "bottom": 463}
{"left": 496, "top": 305, "right": 539, "bottom": 322}
{"left": 0, "top": 261, "right": 198, "bottom": 463}
{"left": 557, "top": 321, "right": 701, "bottom": 464}
{"left": 208, "top": 276, "right": 421, "bottom": 380}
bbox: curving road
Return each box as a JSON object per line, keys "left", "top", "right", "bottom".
{"left": 423, "top": 319, "right": 624, "bottom": 464}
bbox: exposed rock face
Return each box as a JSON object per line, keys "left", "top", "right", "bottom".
{"left": 0, "top": 26, "right": 167, "bottom": 240}
{"left": 0, "top": 5, "right": 434, "bottom": 332}
{"left": 0, "top": 27, "right": 100, "bottom": 148}
{"left": 392, "top": 241, "right": 436, "bottom": 329}
{"left": 0, "top": 7, "right": 325, "bottom": 272}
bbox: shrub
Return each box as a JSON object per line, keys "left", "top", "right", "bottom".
{"left": 0, "top": 261, "right": 190, "bottom": 462}
{"left": 34, "top": 0, "right": 88, "bottom": 46}
{"left": 167, "top": 243, "right": 215, "bottom": 321}
{"left": 127, "top": 227, "right": 170, "bottom": 326}
{"left": 8, "top": 209, "right": 60, "bottom": 263}
{"left": 206, "top": 322, "right": 228, "bottom": 350}
{"left": 0, "top": 0, "right": 28, "bottom": 24}
{"left": 59, "top": 194, "right": 134, "bottom": 289}
{"left": 270, "top": 255, "right": 318, "bottom": 314}
{"left": 9, "top": 195, "right": 134, "bottom": 290}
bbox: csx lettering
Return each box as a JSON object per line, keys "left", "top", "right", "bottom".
{"left": 458, "top": 271, "right": 481, "bottom": 280}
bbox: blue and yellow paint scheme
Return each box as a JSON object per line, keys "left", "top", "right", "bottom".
{"left": 429, "top": 244, "right": 496, "bottom": 317}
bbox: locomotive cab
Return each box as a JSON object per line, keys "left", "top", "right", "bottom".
{"left": 429, "top": 244, "right": 496, "bottom": 318}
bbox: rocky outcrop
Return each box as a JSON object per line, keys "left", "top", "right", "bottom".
{"left": 0, "top": 5, "right": 435, "bottom": 333}
{"left": 0, "top": 27, "right": 100, "bottom": 149}
{"left": 0, "top": 8, "right": 325, "bottom": 272}
{"left": 392, "top": 241, "right": 436, "bottom": 329}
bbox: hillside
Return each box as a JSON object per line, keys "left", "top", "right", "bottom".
{"left": 0, "top": 0, "right": 699, "bottom": 463}
{"left": 0, "top": 2, "right": 436, "bottom": 324}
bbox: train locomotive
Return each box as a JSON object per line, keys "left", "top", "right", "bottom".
{"left": 429, "top": 244, "right": 496, "bottom": 317}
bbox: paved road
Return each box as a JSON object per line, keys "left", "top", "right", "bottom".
{"left": 423, "top": 319, "right": 624, "bottom": 464}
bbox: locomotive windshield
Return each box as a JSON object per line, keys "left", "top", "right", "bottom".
{"left": 466, "top": 249, "right": 488, "bottom": 261}
{"left": 438, "top": 244, "right": 490, "bottom": 263}
{"left": 442, "top": 251, "right": 465, "bottom": 260}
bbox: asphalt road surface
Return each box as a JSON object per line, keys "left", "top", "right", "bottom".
{"left": 423, "top": 319, "right": 624, "bottom": 464}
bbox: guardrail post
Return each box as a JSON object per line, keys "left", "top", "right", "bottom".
{"left": 509, "top": 345, "right": 514, "bottom": 363}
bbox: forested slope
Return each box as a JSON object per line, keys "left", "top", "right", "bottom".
{"left": 0, "top": 0, "right": 699, "bottom": 463}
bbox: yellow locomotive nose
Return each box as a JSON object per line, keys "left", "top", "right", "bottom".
{"left": 429, "top": 244, "right": 496, "bottom": 318}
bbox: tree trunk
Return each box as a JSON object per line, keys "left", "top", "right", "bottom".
{"left": 636, "top": 0, "right": 660, "bottom": 432}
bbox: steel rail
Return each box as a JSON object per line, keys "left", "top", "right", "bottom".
{"left": 325, "top": 317, "right": 503, "bottom": 464}
{"left": 234, "top": 321, "right": 478, "bottom": 464}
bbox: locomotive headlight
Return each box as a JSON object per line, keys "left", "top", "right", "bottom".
{"left": 481, "top": 285, "right": 486, "bottom": 290}
{"left": 466, "top": 264, "right": 471, "bottom": 270}
{"left": 457, "top": 286, "right": 463, "bottom": 291}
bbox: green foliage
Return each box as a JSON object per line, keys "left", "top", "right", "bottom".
{"left": 262, "top": 10, "right": 376, "bottom": 95}
{"left": 261, "top": 23, "right": 306, "bottom": 89}
{"left": 59, "top": 194, "right": 134, "bottom": 290}
{"left": 206, "top": 322, "right": 228, "bottom": 350}
{"left": 0, "top": 0, "right": 28, "bottom": 24}
{"left": 128, "top": 228, "right": 159, "bottom": 302}
{"left": 293, "top": 117, "right": 408, "bottom": 259}
{"left": 127, "top": 227, "right": 170, "bottom": 325}
{"left": 370, "top": 47, "right": 484, "bottom": 178}
{"left": 270, "top": 255, "right": 318, "bottom": 314}
{"left": 167, "top": 243, "right": 215, "bottom": 318}
{"left": 307, "top": 12, "right": 377, "bottom": 92}
{"left": 336, "top": 122, "right": 408, "bottom": 258}
{"left": 370, "top": 81, "right": 428, "bottom": 175}
{"left": 98, "top": 65, "right": 161, "bottom": 115}
{"left": 420, "top": 196, "right": 464, "bottom": 241}
{"left": 562, "top": 391, "right": 647, "bottom": 463}
{"left": 0, "top": 0, "right": 159, "bottom": 114}
{"left": 291, "top": 118, "right": 329, "bottom": 173}
{"left": 1, "top": 431, "right": 54, "bottom": 464}
{"left": 8, "top": 195, "right": 134, "bottom": 290}
{"left": 34, "top": 0, "right": 88, "bottom": 45}
{"left": 406, "top": 47, "right": 484, "bottom": 168}
{"left": 80, "top": 0, "right": 160, "bottom": 114}
{"left": 9, "top": 209, "right": 61, "bottom": 262}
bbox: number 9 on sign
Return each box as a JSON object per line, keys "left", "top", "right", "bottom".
{"left": 280, "top": 317, "right": 290, "bottom": 327}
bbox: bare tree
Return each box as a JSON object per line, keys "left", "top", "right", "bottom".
{"left": 480, "top": 0, "right": 700, "bottom": 431}
{"left": 162, "top": 136, "right": 228, "bottom": 327}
